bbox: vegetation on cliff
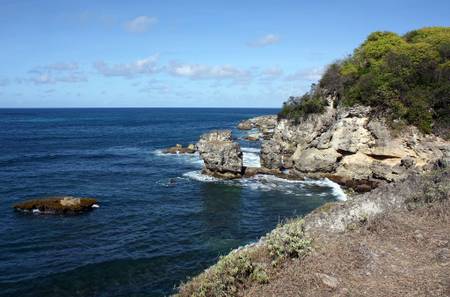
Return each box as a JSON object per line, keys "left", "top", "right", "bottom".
{"left": 280, "top": 27, "right": 450, "bottom": 137}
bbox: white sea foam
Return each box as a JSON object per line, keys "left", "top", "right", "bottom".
{"left": 153, "top": 149, "right": 204, "bottom": 166}
{"left": 183, "top": 170, "right": 347, "bottom": 201}
{"left": 241, "top": 147, "right": 260, "bottom": 153}
{"left": 183, "top": 170, "right": 219, "bottom": 182}
{"left": 302, "top": 178, "right": 347, "bottom": 201}
{"left": 242, "top": 147, "right": 261, "bottom": 168}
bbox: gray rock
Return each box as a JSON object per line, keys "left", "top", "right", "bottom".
{"left": 196, "top": 130, "right": 243, "bottom": 179}
{"left": 316, "top": 273, "right": 339, "bottom": 289}
{"left": 261, "top": 139, "right": 283, "bottom": 169}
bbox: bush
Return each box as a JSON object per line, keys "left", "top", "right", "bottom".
{"left": 266, "top": 219, "right": 311, "bottom": 266}
{"left": 278, "top": 85, "right": 329, "bottom": 122}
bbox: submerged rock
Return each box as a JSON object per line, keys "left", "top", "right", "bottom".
{"left": 196, "top": 130, "right": 243, "bottom": 179}
{"left": 163, "top": 143, "right": 196, "bottom": 154}
{"left": 13, "top": 196, "right": 99, "bottom": 214}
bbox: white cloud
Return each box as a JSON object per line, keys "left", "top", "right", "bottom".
{"left": 285, "top": 67, "right": 324, "bottom": 81}
{"left": 24, "top": 62, "right": 87, "bottom": 85}
{"left": 94, "top": 55, "right": 160, "bottom": 78}
{"left": 29, "top": 72, "right": 87, "bottom": 84}
{"left": 248, "top": 34, "right": 280, "bottom": 48}
{"left": 124, "top": 16, "right": 157, "bottom": 33}
{"left": 168, "top": 62, "right": 252, "bottom": 84}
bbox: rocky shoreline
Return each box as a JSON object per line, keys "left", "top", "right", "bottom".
{"left": 173, "top": 103, "right": 450, "bottom": 296}
{"left": 193, "top": 98, "right": 449, "bottom": 193}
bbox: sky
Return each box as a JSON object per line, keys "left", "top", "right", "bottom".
{"left": 0, "top": 0, "right": 449, "bottom": 108}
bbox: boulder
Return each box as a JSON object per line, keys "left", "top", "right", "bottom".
{"left": 261, "top": 139, "right": 283, "bottom": 169}
{"left": 237, "top": 120, "right": 252, "bottom": 130}
{"left": 13, "top": 196, "right": 99, "bottom": 214}
{"left": 196, "top": 130, "right": 243, "bottom": 179}
{"left": 294, "top": 148, "right": 342, "bottom": 173}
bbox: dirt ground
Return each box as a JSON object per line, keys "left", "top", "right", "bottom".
{"left": 243, "top": 201, "right": 450, "bottom": 297}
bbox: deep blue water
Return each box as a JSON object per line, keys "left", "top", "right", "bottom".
{"left": 0, "top": 108, "right": 339, "bottom": 297}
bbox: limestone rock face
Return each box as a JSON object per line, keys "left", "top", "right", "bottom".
{"left": 259, "top": 98, "right": 449, "bottom": 189}
{"left": 294, "top": 148, "right": 341, "bottom": 173}
{"left": 196, "top": 130, "right": 243, "bottom": 179}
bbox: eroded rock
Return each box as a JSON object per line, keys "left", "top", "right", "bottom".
{"left": 196, "top": 130, "right": 243, "bottom": 179}
{"left": 259, "top": 100, "right": 449, "bottom": 190}
{"left": 13, "top": 196, "right": 99, "bottom": 214}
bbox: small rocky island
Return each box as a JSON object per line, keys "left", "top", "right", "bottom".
{"left": 13, "top": 196, "right": 99, "bottom": 214}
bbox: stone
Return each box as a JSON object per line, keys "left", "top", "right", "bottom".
{"left": 261, "top": 139, "right": 283, "bottom": 169}
{"left": 316, "top": 273, "right": 339, "bottom": 289}
{"left": 401, "top": 157, "right": 416, "bottom": 169}
{"left": 237, "top": 121, "right": 252, "bottom": 130}
{"left": 196, "top": 130, "right": 243, "bottom": 179}
{"left": 435, "top": 248, "right": 449, "bottom": 263}
{"left": 329, "top": 116, "right": 373, "bottom": 154}
{"left": 294, "top": 148, "right": 342, "bottom": 173}
{"left": 13, "top": 196, "right": 98, "bottom": 214}
{"left": 367, "top": 119, "right": 391, "bottom": 146}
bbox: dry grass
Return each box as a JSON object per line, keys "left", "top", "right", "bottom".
{"left": 175, "top": 169, "right": 450, "bottom": 297}
{"left": 244, "top": 199, "right": 450, "bottom": 297}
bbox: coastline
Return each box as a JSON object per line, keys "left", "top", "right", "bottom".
{"left": 172, "top": 110, "right": 450, "bottom": 296}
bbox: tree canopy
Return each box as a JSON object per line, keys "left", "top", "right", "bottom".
{"left": 280, "top": 27, "right": 450, "bottom": 137}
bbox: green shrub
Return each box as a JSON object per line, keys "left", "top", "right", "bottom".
{"left": 266, "top": 219, "right": 311, "bottom": 266}
{"left": 278, "top": 85, "right": 329, "bottom": 122}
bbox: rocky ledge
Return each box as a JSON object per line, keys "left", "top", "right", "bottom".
{"left": 261, "top": 98, "right": 449, "bottom": 191}
{"left": 196, "top": 130, "right": 244, "bottom": 179}
{"left": 238, "top": 115, "right": 277, "bottom": 140}
{"left": 13, "top": 196, "right": 99, "bottom": 214}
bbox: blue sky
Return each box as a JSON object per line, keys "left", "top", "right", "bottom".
{"left": 0, "top": 0, "right": 449, "bottom": 108}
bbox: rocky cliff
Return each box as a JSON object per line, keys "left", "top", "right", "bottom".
{"left": 260, "top": 98, "right": 449, "bottom": 191}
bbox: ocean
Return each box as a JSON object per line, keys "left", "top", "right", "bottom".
{"left": 0, "top": 108, "right": 342, "bottom": 297}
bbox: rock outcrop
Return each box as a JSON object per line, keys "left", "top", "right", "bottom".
{"left": 238, "top": 115, "right": 277, "bottom": 139}
{"left": 163, "top": 144, "right": 196, "bottom": 154}
{"left": 237, "top": 115, "right": 277, "bottom": 131}
{"left": 13, "top": 196, "right": 99, "bottom": 214}
{"left": 260, "top": 99, "right": 449, "bottom": 191}
{"left": 196, "top": 130, "right": 244, "bottom": 179}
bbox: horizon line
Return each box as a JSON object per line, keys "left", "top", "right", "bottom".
{"left": 0, "top": 106, "right": 281, "bottom": 109}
